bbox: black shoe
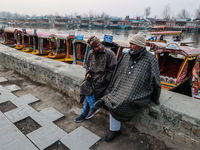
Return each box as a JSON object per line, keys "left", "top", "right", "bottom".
{"left": 94, "top": 100, "right": 104, "bottom": 109}
{"left": 85, "top": 108, "right": 100, "bottom": 119}
{"left": 105, "top": 130, "right": 121, "bottom": 142}
{"left": 74, "top": 114, "right": 86, "bottom": 123}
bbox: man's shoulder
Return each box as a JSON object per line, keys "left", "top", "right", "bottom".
{"left": 104, "top": 48, "right": 116, "bottom": 56}
{"left": 145, "top": 51, "right": 157, "bottom": 60}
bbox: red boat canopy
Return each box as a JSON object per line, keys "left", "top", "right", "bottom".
{"left": 146, "top": 42, "right": 200, "bottom": 57}
{"left": 150, "top": 31, "right": 182, "bottom": 35}
{"left": 37, "top": 32, "right": 55, "bottom": 38}
{"left": 49, "top": 34, "right": 66, "bottom": 40}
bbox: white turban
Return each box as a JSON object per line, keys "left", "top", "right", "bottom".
{"left": 129, "top": 32, "right": 146, "bottom": 47}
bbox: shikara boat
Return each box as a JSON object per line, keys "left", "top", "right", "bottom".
{"left": 14, "top": 29, "right": 24, "bottom": 50}
{"left": 101, "top": 40, "right": 129, "bottom": 60}
{"left": 148, "top": 25, "right": 166, "bottom": 32}
{"left": 21, "top": 30, "right": 38, "bottom": 52}
{"left": 31, "top": 32, "right": 54, "bottom": 55}
{"left": 47, "top": 34, "right": 67, "bottom": 59}
{"left": 2, "top": 28, "right": 16, "bottom": 47}
{"left": 72, "top": 36, "right": 90, "bottom": 66}
{"left": 0, "top": 27, "right": 4, "bottom": 44}
{"left": 61, "top": 35, "right": 76, "bottom": 63}
{"left": 147, "top": 31, "right": 194, "bottom": 46}
{"left": 146, "top": 41, "right": 200, "bottom": 91}
{"left": 191, "top": 56, "right": 200, "bottom": 99}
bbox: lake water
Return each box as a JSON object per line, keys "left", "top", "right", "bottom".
{"left": 26, "top": 26, "right": 200, "bottom": 49}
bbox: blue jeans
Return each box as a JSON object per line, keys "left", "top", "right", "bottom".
{"left": 81, "top": 94, "right": 95, "bottom": 117}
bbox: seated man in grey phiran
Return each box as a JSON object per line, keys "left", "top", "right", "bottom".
{"left": 94, "top": 32, "right": 161, "bottom": 142}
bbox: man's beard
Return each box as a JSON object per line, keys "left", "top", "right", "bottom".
{"left": 129, "top": 49, "right": 135, "bottom": 54}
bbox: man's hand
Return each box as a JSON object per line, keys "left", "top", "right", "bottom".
{"left": 86, "top": 73, "right": 92, "bottom": 78}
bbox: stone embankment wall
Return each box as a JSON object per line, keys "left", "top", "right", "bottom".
{"left": 0, "top": 45, "right": 200, "bottom": 150}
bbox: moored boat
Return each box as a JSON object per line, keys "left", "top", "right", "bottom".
{"left": 47, "top": 34, "right": 67, "bottom": 59}
{"left": 147, "top": 31, "right": 194, "bottom": 46}
{"left": 147, "top": 41, "right": 200, "bottom": 91}
{"left": 101, "top": 40, "right": 129, "bottom": 60}
{"left": 30, "top": 32, "right": 54, "bottom": 55}
{"left": 2, "top": 28, "right": 17, "bottom": 47}
{"left": 72, "top": 35, "right": 90, "bottom": 66}
{"left": 21, "top": 30, "right": 38, "bottom": 52}
{"left": 14, "top": 29, "right": 23, "bottom": 50}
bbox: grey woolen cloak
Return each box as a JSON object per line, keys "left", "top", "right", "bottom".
{"left": 101, "top": 49, "right": 161, "bottom": 122}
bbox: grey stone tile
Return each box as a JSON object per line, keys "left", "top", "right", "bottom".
{"left": 61, "top": 126, "right": 101, "bottom": 150}
{"left": 0, "top": 111, "right": 12, "bottom": 130}
{"left": 31, "top": 107, "right": 64, "bottom": 126}
{"left": 0, "top": 77, "right": 7, "bottom": 83}
{"left": 0, "top": 89, "right": 19, "bottom": 104}
{"left": 4, "top": 105, "right": 38, "bottom": 123}
{"left": 2, "top": 136, "right": 38, "bottom": 150}
{"left": 0, "top": 96, "right": 9, "bottom": 104}
{"left": 11, "top": 94, "right": 39, "bottom": 107}
{"left": 0, "top": 112, "right": 38, "bottom": 150}
{"left": 0, "top": 124, "right": 23, "bottom": 149}
{"left": 27, "top": 123, "right": 67, "bottom": 150}
{"left": 4, "top": 84, "right": 21, "bottom": 92}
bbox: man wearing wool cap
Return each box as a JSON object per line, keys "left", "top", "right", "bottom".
{"left": 94, "top": 32, "right": 161, "bottom": 142}
{"left": 74, "top": 36, "right": 117, "bottom": 123}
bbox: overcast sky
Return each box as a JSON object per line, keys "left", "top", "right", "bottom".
{"left": 0, "top": 0, "right": 200, "bottom": 19}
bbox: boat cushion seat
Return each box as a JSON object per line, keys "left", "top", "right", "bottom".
{"left": 160, "top": 75, "right": 176, "bottom": 84}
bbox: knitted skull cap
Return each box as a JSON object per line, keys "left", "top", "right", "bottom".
{"left": 87, "top": 36, "right": 101, "bottom": 49}
{"left": 129, "top": 32, "right": 146, "bottom": 47}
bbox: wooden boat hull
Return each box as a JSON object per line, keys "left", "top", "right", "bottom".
{"left": 47, "top": 53, "right": 66, "bottom": 59}
{"left": 14, "top": 45, "right": 24, "bottom": 50}
{"left": 22, "top": 47, "right": 34, "bottom": 52}
{"left": 30, "top": 50, "right": 50, "bottom": 55}
{"left": 161, "top": 73, "right": 191, "bottom": 91}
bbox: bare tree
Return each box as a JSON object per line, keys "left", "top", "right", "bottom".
{"left": 144, "top": 7, "right": 151, "bottom": 18}
{"left": 195, "top": 5, "right": 200, "bottom": 19}
{"left": 101, "top": 11, "right": 109, "bottom": 18}
{"left": 162, "top": 4, "right": 171, "bottom": 20}
{"left": 177, "top": 9, "right": 190, "bottom": 19}
{"left": 89, "top": 11, "right": 94, "bottom": 19}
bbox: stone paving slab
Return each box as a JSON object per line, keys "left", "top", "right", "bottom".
{"left": 0, "top": 112, "right": 38, "bottom": 150}
{"left": 4, "top": 84, "right": 21, "bottom": 92}
{"left": 0, "top": 111, "right": 12, "bottom": 130}
{"left": 0, "top": 77, "right": 101, "bottom": 150}
{"left": 4, "top": 105, "right": 38, "bottom": 123}
{"left": 60, "top": 126, "right": 101, "bottom": 150}
{"left": 11, "top": 94, "right": 39, "bottom": 107}
{"left": 27, "top": 123, "right": 67, "bottom": 150}
{"left": 2, "top": 136, "right": 39, "bottom": 150}
{"left": 0, "top": 88, "right": 19, "bottom": 104}
{"left": 31, "top": 107, "right": 64, "bottom": 126}
{"left": 0, "top": 77, "right": 7, "bottom": 83}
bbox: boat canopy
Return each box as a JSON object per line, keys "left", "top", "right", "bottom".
{"left": 102, "top": 40, "right": 129, "bottom": 48}
{"left": 72, "top": 39, "right": 87, "bottom": 45}
{"left": 147, "top": 42, "right": 200, "bottom": 57}
{"left": 37, "top": 32, "right": 55, "bottom": 38}
{"left": 23, "top": 30, "right": 36, "bottom": 36}
{"left": 4, "top": 28, "right": 18, "bottom": 33}
{"left": 49, "top": 34, "right": 66, "bottom": 40}
{"left": 150, "top": 31, "right": 181, "bottom": 35}
{"left": 152, "top": 25, "right": 165, "bottom": 30}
